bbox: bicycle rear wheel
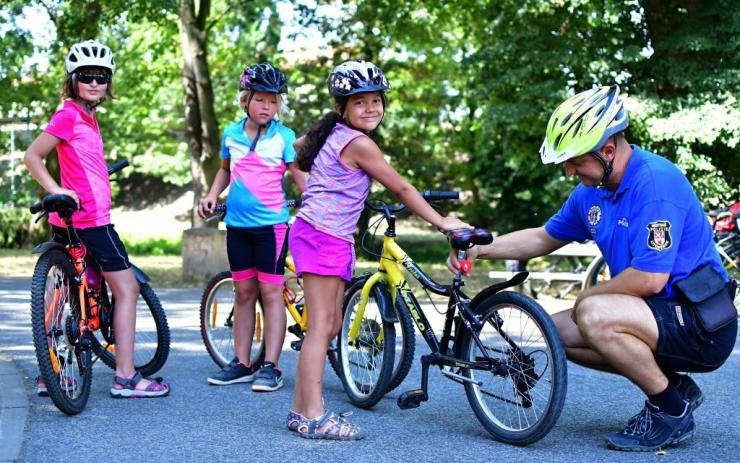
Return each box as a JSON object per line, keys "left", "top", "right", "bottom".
{"left": 337, "top": 280, "right": 395, "bottom": 408}
{"left": 460, "top": 291, "right": 567, "bottom": 445}
{"left": 199, "top": 271, "right": 265, "bottom": 368}
{"left": 584, "top": 255, "right": 610, "bottom": 288}
{"left": 90, "top": 279, "right": 170, "bottom": 377}
{"left": 30, "top": 249, "right": 92, "bottom": 415}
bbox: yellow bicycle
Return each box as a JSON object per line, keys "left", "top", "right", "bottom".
{"left": 337, "top": 191, "right": 567, "bottom": 445}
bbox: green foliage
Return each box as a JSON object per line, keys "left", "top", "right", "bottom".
{"left": 121, "top": 236, "right": 181, "bottom": 256}
{"left": 0, "top": 207, "right": 32, "bottom": 248}
{"left": 1, "top": 0, "right": 737, "bottom": 239}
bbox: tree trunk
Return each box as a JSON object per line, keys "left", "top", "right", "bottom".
{"left": 178, "top": 0, "right": 221, "bottom": 227}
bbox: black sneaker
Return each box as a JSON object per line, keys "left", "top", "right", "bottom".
{"left": 674, "top": 374, "right": 704, "bottom": 411}
{"left": 607, "top": 401, "right": 695, "bottom": 452}
{"left": 207, "top": 357, "right": 256, "bottom": 385}
{"left": 252, "top": 361, "right": 283, "bottom": 392}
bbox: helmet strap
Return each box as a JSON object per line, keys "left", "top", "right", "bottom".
{"left": 589, "top": 152, "right": 614, "bottom": 188}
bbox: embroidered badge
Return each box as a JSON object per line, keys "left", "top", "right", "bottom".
{"left": 587, "top": 205, "right": 602, "bottom": 226}
{"left": 675, "top": 305, "right": 684, "bottom": 327}
{"left": 647, "top": 220, "right": 672, "bottom": 251}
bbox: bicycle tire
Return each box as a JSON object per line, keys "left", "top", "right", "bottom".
{"left": 584, "top": 255, "right": 610, "bottom": 289}
{"left": 199, "top": 271, "right": 266, "bottom": 368}
{"left": 460, "top": 291, "right": 567, "bottom": 445}
{"left": 337, "top": 279, "right": 395, "bottom": 408}
{"left": 30, "top": 249, "right": 92, "bottom": 415}
{"left": 386, "top": 288, "right": 416, "bottom": 394}
{"left": 90, "top": 280, "right": 170, "bottom": 376}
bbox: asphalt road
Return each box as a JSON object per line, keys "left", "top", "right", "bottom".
{"left": 1, "top": 275, "right": 738, "bottom": 462}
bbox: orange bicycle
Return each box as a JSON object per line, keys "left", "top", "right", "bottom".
{"left": 29, "top": 160, "right": 170, "bottom": 414}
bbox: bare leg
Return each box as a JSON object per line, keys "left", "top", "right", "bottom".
{"left": 562, "top": 294, "right": 667, "bottom": 394}
{"left": 105, "top": 268, "right": 156, "bottom": 389}
{"left": 233, "top": 278, "right": 259, "bottom": 364}
{"left": 259, "top": 281, "right": 286, "bottom": 365}
{"left": 292, "top": 274, "right": 345, "bottom": 419}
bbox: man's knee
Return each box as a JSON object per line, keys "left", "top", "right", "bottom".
{"left": 576, "top": 297, "right": 614, "bottom": 340}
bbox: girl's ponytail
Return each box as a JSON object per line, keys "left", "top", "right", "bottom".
{"left": 296, "top": 111, "right": 344, "bottom": 172}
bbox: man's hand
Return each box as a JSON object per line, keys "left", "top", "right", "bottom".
{"left": 446, "top": 245, "right": 480, "bottom": 274}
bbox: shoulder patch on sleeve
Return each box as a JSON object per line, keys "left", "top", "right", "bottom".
{"left": 647, "top": 220, "right": 672, "bottom": 251}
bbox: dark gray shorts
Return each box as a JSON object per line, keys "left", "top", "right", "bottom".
{"left": 646, "top": 287, "right": 737, "bottom": 373}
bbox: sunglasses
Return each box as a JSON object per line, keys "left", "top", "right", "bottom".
{"left": 77, "top": 73, "right": 110, "bottom": 85}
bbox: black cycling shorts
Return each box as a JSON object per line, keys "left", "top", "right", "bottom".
{"left": 646, "top": 287, "right": 737, "bottom": 373}
{"left": 226, "top": 224, "right": 288, "bottom": 284}
{"left": 52, "top": 225, "right": 131, "bottom": 272}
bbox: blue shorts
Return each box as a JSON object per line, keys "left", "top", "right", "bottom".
{"left": 646, "top": 286, "right": 737, "bottom": 373}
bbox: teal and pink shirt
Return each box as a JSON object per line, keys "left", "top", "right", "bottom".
{"left": 297, "top": 123, "right": 371, "bottom": 243}
{"left": 222, "top": 117, "right": 296, "bottom": 228}
{"left": 44, "top": 100, "right": 111, "bottom": 229}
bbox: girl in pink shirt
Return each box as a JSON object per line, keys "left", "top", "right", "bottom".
{"left": 24, "top": 40, "right": 169, "bottom": 398}
{"left": 288, "top": 61, "right": 469, "bottom": 439}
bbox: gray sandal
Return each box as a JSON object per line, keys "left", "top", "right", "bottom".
{"left": 297, "top": 410, "right": 363, "bottom": 440}
{"left": 287, "top": 410, "right": 304, "bottom": 431}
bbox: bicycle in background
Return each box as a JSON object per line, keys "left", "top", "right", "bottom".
{"left": 337, "top": 191, "right": 567, "bottom": 445}
{"left": 29, "top": 160, "right": 170, "bottom": 415}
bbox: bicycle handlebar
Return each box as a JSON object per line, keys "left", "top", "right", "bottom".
{"left": 107, "top": 159, "right": 129, "bottom": 175}
{"left": 206, "top": 198, "right": 301, "bottom": 223}
{"left": 365, "top": 190, "right": 459, "bottom": 215}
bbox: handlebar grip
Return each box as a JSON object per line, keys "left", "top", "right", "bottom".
{"left": 421, "top": 190, "right": 459, "bottom": 201}
{"left": 107, "top": 159, "right": 130, "bottom": 175}
{"left": 30, "top": 202, "right": 43, "bottom": 214}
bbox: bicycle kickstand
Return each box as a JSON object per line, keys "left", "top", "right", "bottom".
{"left": 397, "top": 353, "right": 436, "bottom": 410}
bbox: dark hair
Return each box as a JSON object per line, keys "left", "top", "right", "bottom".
{"left": 296, "top": 110, "right": 345, "bottom": 171}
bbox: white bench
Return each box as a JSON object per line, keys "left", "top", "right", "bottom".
{"left": 488, "top": 242, "right": 603, "bottom": 297}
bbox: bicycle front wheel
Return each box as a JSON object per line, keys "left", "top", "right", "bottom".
{"left": 337, "top": 280, "right": 395, "bottom": 408}
{"left": 460, "top": 291, "right": 567, "bottom": 445}
{"left": 30, "top": 249, "right": 92, "bottom": 415}
{"left": 199, "top": 271, "right": 266, "bottom": 368}
{"left": 90, "top": 279, "right": 170, "bottom": 377}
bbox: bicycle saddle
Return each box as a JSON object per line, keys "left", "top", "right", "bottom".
{"left": 30, "top": 194, "right": 78, "bottom": 216}
{"left": 447, "top": 228, "right": 493, "bottom": 250}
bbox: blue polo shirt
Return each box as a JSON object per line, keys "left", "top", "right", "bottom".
{"left": 545, "top": 145, "right": 727, "bottom": 297}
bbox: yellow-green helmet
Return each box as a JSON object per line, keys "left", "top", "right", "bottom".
{"left": 540, "top": 85, "right": 628, "bottom": 164}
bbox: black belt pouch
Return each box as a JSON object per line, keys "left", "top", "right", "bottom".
{"left": 675, "top": 263, "right": 737, "bottom": 332}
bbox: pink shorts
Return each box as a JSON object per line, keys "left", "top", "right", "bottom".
{"left": 289, "top": 217, "right": 355, "bottom": 282}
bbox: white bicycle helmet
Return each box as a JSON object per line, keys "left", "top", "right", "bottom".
{"left": 328, "top": 60, "right": 390, "bottom": 97}
{"left": 65, "top": 40, "right": 116, "bottom": 75}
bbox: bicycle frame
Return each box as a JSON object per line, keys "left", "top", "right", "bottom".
{"left": 349, "top": 209, "right": 518, "bottom": 379}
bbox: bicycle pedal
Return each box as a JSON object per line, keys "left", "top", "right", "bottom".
{"left": 287, "top": 324, "right": 302, "bottom": 338}
{"left": 290, "top": 339, "right": 303, "bottom": 351}
{"left": 397, "top": 388, "right": 428, "bottom": 410}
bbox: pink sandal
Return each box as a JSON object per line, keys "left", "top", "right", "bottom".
{"left": 110, "top": 372, "right": 169, "bottom": 398}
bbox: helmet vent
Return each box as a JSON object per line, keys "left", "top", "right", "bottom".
{"left": 560, "top": 114, "right": 571, "bottom": 126}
